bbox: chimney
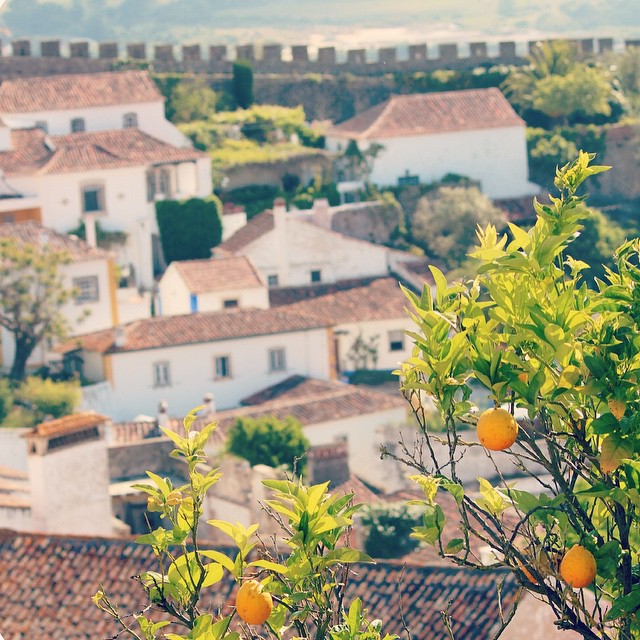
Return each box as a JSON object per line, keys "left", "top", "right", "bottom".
{"left": 84, "top": 213, "right": 98, "bottom": 248}
{"left": 114, "top": 325, "right": 126, "bottom": 348}
{"left": 202, "top": 392, "right": 216, "bottom": 417}
{"left": 157, "top": 400, "right": 169, "bottom": 428}
{"left": 272, "top": 197, "right": 288, "bottom": 287}
{"left": 24, "top": 412, "right": 113, "bottom": 536}
{"left": 0, "top": 120, "right": 12, "bottom": 152}
{"left": 312, "top": 198, "right": 331, "bottom": 230}
{"left": 307, "top": 438, "right": 350, "bottom": 487}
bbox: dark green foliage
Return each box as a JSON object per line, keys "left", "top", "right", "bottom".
{"left": 16, "top": 377, "right": 80, "bottom": 421}
{"left": 361, "top": 503, "right": 422, "bottom": 559}
{"left": 155, "top": 196, "right": 223, "bottom": 264}
{"left": 227, "top": 415, "right": 309, "bottom": 472}
{"left": 297, "top": 125, "right": 325, "bottom": 149}
{"left": 152, "top": 74, "right": 183, "bottom": 122}
{"left": 232, "top": 60, "right": 254, "bottom": 109}
{"left": 168, "top": 80, "right": 217, "bottom": 123}
{"left": 221, "top": 184, "right": 279, "bottom": 219}
{"left": 393, "top": 67, "right": 508, "bottom": 95}
{"left": 281, "top": 172, "right": 301, "bottom": 194}
{"left": 0, "top": 379, "right": 13, "bottom": 424}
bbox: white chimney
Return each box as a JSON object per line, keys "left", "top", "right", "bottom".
{"left": 114, "top": 326, "right": 126, "bottom": 348}
{"left": 157, "top": 400, "right": 169, "bottom": 428}
{"left": 202, "top": 392, "right": 216, "bottom": 417}
{"left": 84, "top": 213, "right": 98, "bottom": 248}
{"left": 312, "top": 198, "right": 331, "bottom": 230}
{"left": 0, "top": 120, "right": 12, "bottom": 152}
{"left": 273, "top": 197, "right": 288, "bottom": 287}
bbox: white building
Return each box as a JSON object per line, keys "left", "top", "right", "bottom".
{"left": 59, "top": 307, "right": 333, "bottom": 421}
{"left": 0, "top": 125, "right": 211, "bottom": 289}
{"left": 325, "top": 88, "right": 538, "bottom": 200}
{"left": 217, "top": 199, "right": 394, "bottom": 288}
{"left": 0, "top": 222, "right": 118, "bottom": 374}
{"left": 0, "top": 70, "right": 187, "bottom": 147}
{"left": 158, "top": 255, "right": 269, "bottom": 316}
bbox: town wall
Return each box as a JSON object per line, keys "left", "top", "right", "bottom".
{"left": 0, "top": 36, "right": 636, "bottom": 79}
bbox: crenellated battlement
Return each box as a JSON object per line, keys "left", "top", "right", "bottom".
{"left": 1, "top": 36, "right": 639, "bottom": 78}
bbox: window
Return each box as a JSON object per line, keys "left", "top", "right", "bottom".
{"left": 388, "top": 330, "right": 405, "bottom": 352}
{"left": 214, "top": 355, "right": 231, "bottom": 379}
{"left": 310, "top": 269, "right": 322, "bottom": 283}
{"left": 123, "top": 112, "right": 138, "bottom": 128}
{"left": 73, "top": 275, "right": 99, "bottom": 304}
{"left": 35, "top": 120, "right": 48, "bottom": 133}
{"left": 153, "top": 361, "right": 171, "bottom": 387}
{"left": 190, "top": 294, "right": 198, "bottom": 313}
{"left": 82, "top": 184, "right": 105, "bottom": 213}
{"left": 223, "top": 299, "right": 238, "bottom": 309}
{"left": 147, "top": 167, "right": 171, "bottom": 202}
{"left": 71, "top": 117, "right": 85, "bottom": 133}
{"left": 267, "top": 274, "right": 279, "bottom": 288}
{"left": 268, "top": 348, "right": 286, "bottom": 372}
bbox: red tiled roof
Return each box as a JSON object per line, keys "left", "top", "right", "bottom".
{"left": 271, "top": 277, "right": 409, "bottom": 324}
{"left": 327, "top": 88, "right": 524, "bottom": 140}
{"left": 0, "top": 529, "right": 520, "bottom": 639}
{"left": 60, "top": 307, "right": 331, "bottom": 354}
{"left": 217, "top": 209, "right": 275, "bottom": 253}
{"left": 29, "top": 411, "right": 109, "bottom": 439}
{"left": 172, "top": 255, "right": 265, "bottom": 293}
{"left": 0, "top": 127, "right": 205, "bottom": 176}
{"left": 0, "top": 221, "right": 111, "bottom": 261}
{"left": 0, "top": 70, "right": 162, "bottom": 113}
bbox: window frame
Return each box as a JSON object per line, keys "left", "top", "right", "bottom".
{"left": 123, "top": 112, "right": 138, "bottom": 128}
{"left": 223, "top": 299, "right": 239, "bottom": 309}
{"left": 268, "top": 347, "right": 286, "bottom": 373}
{"left": 267, "top": 274, "right": 279, "bottom": 288}
{"left": 73, "top": 275, "right": 100, "bottom": 304}
{"left": 310, "top": 269, "right": 322, "bottom": 283}
{"left": 153, "top": 361, "right": 171, "bottom": 387}
{"left": 71, "top": 117, "right": 86, "bottom": 133}
{"left": 388, "top": 329, "right": 405, "bottom": 352}
{"left": 214, "top": 355, "right": 232, "bottom": 379}
{"left": 81, "top": 183, "right": 105, "bottom": 214}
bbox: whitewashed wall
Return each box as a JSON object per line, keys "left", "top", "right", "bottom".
{"left": 245, "top": 213, "right": 390, "bottom": 287}
{"left": 89, "top": 327, "right": 332, "bottom": 420}
{"left": 2, "top": 101, "right": 188, "bottom": 147}
{"left": 326, "top": 126, "right": 535, "bottom": 199}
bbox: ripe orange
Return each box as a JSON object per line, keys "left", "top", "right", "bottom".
{"left": 235, "top": 579, "right": 273, "bottom": 625}
{"left": 608, "top": 399, "right": 626, "bottom": 421}
{"left": 559, "top": 545, "right": 597, "bottom": 588}
{"left": 476, "top": 407, "right": 518, "bottom": 451}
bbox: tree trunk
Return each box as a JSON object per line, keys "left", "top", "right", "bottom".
{"left": 10, "top": 335, "right": 35, "bottom": 381}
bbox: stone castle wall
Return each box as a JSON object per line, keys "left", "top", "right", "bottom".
{"left": 0, "top": 36, "right": 638, "bottom": 79}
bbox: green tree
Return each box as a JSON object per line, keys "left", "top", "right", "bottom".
{"left": 395, "top": 153, "right": 640, "bottom": 638}
{"left": 411, "top": 186, "right": 506, "bottom": 270}
{"left": 155, "top": 196, "right": 223, "bottom": 264}
{"left": 361, "top": 503, "right": 422, "bottom": 559}
{"left": 94, "top": 409, "right": 389, "bottom": 640}
{"left": 0, "top": 378, "right": 13, "bottom": 424}
{"left": 0, "top": 237, "right": 73, "bottom": 380}
{"left": 16, "top": 377, "right": 80, "bottom": 421}
{"left": 232, "top": 59, "right": 254, "bottom": 109}
{"left": 169, "top": 79, "right": 217, "bottom": 123}
{"left": 227, "top": 415, "right": 309, "bottom": 471}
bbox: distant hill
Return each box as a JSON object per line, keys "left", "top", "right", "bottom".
{"left": 2, "top": 0, "right": 640, "bottom": 47}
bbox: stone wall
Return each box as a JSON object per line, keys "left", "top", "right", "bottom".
{"left": 0, "top": 36, "right": 634, "bottom": 79}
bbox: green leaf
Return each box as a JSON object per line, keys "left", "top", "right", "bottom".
{"left": 444, "top": 538, "right": 465, "bottom": 554}
{"left": 202, "top": 562, "right": 224, "bottom": 588}
{"left": 248, "top": 559, "right": 289, "bottom": 574}
{"left": 604, "top": 586, "right": 640, "bottom": 621}
{"left": 200, "top": 549, "right": 235, "bottom": 573}
{"left": 323, "top": 548, "right": 374, "bottom": 564}
{"left": 476, "top": 478, "right": 510, "bottom": 516}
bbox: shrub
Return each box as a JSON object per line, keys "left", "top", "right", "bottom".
{"left": 227, "top": 415, "right": 309, "bottom": 472}
{"left": 17, "top": 377, "right": 80, "bottom": 420}
{"left": 0, "top": 378, "right": 13, "bottom": 424}
{"left": 232, "top": 59, "right": 254, "bottom": 109}
{"left": 155, "top": 196, "right": 223, "bottom": 264}
{"left": 361, "top": 503, "right": 422, "bottom": 558}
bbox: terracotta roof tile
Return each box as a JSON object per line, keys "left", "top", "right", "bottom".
{"left": 271, "top": 277, "right": 409, "bottom": 323}
{"left": 0, "top": 127, "right": 205, "bottom": 176}
{"left": 29, "top": 411, "right": 109, "bottom": 439}
{"left": 328, "top": 88, "right": 524, "bottom": 140}
{"left": 0, "top": 530, "right": 520, "bottom": 639}
{"left": 61, "top": 307, "right": 331, "bottom": 355}
{"left": 173, "top": 255, "right": 265, "bottom": 293}
{"left": 0, "top": 70, "right": 162, "bottom": 113}
{"left": 217, "top": 209, "right": 275, "bottom": 253}
{"left": 0, "top": 221, "right": 111, "bottom": 261}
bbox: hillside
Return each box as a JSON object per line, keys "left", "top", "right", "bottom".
{"left": 2, "top": 0, "right": 640, "bottom": 47}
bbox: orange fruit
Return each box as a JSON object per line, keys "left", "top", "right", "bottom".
{"left": 476, "top": 407, "right": 518, "bottom": 451}
{"left": 559, "top": 545, "right": 597, "bottom": 588}
{"left": 235, "top": 579, "right": 273, "bottom": 625}
{"left": 608, "top": 399, "right": 626, "bottom": 421}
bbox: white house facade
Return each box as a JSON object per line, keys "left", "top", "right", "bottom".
{"left": 325, "top": 88, "right": 538, "bottom": 200}
{"left": 0, "top": 127, "right": 211, "bottom": 289}
{"left": 0, "top": 222, "right": 118, "bottom": 374}
{"left": 60, "top": 308, "right": 333, "bottom": 421}
{"left": 158, "top": 255, "right": 269, "bottom": 316}
{"left": 0, "top": 70, "right": 188, "bottom": 147}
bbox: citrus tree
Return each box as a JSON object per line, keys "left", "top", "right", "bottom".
{"left": 395, "top": 152, "right": 640, "bottom": 638}
{"left": 94, "top": 409, "right": 395, "bottom": 640}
